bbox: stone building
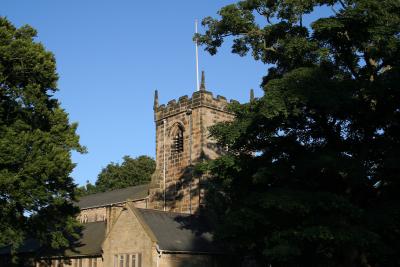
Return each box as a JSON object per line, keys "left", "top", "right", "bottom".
{"left": 0, "top": 72, "right": 237, "bottom": 267}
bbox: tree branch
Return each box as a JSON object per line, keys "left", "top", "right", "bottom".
{"left": 338, "top": 0, "right": 347, "bottom": 9}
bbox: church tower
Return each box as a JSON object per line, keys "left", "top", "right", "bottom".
{"left": 149, "top": 72, "right": 235, "bottom": 213}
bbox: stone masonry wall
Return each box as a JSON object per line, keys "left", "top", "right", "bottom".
{"left": 158, "top": 253, "right": 216, "bottom": 267}
{"left": 35, "top": 257, "right": 103, "bottom": 267}
{"left": 78, "top": 199, "right": 148, "bottom": 233}
{"left": 102, "top": 207, "right": 155, "bottom": 267}
{"left": 78, "top": 207, "right": 107, "bottom": 223}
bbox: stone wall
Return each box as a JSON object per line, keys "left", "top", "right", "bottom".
{"left": 102, "top": 206, "right": 155, "bottom": 267}
{"left": 149, "top": 89, "right": 235, "bottom": 213}
{"left": 158, "top": 253, "right": 217, "bottom": 267}
{"left": 35, "top": 257, "right": 103, "bottom": 267}
{"left": 78, "top": 207, "right": 107, "bottom": 223}
{"left": 77, "top": 199, "right": 148, "bottom": 233}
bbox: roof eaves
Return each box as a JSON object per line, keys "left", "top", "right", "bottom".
{"left": 37, "top": 252, "right": 103, "bottom": 259}
{"left": 156, "top": 247, "right": 225, "bottom": 255}
{"left": 79, "top": 201, "right": 126, "bottom": 210}
{"left": 79, "top": 197, "right": 148, "bottom": 210}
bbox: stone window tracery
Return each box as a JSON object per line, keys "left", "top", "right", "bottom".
{"left": 171, "top": 124, "right": 184, "bottom": 154}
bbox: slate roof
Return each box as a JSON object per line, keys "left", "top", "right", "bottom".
{"left": 0, "top": 221, "right": 106, "bottom": 257}
{"left": 77, "top": 184, "right": 149, "bottom": 209}
{"left": 0, "top": 239, "right": 40, "bottom": 255}
{"left": 65, "top": 221, "right": 106, "bottom": 256}
{"left": 135, "top": 208, "right": 221, "bottom": 253}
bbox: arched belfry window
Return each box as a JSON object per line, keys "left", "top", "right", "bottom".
{"left": 171, "top": 124, "right": 184, "bottom": 154}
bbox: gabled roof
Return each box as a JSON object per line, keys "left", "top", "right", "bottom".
{"left": 65, "top": 221, "right": 106, "bottom": 256}
{"left": 0, "top": 221, "right": 106, "bottom": 257}
{"left": 133, "top": 208, "right": 221, "bottom": 254}
{"left": 77, "top": 184, "right": 149, "bottom": 209}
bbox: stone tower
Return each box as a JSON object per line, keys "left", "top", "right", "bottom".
{"left": 149, "top": 72, "right": 235, "bottom": 213}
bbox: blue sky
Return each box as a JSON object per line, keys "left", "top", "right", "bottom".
{"left": 1, "top": 1, "right": 331, "bottom": 186}
{"left": 1, "top": 1, "right": 267, "bottom": 186}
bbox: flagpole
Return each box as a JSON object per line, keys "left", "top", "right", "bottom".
{"left": 195, "top": 19, "right": 199, "bottom": 91}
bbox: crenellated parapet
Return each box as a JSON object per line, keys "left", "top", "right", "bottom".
{"left": 154, "top": 90, "right": 236, "bottom": 122}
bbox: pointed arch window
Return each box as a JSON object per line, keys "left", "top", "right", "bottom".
{"left": 171, "top": 124, "right": 184, "bottom": 154}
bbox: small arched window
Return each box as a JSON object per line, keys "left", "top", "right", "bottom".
{"left": 171, "top": 124, "right": 184, "bottom": 154}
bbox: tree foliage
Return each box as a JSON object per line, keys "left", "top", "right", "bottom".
{"left": 77, "top": 155, "right": 155, "bottom": 196}
{"left": 0, "top": 17, "right": 85, "bottom": 255}
{"left": 197, "top": 0, "right": 400, "bottom": 266}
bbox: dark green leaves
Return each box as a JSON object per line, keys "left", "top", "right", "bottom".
{"left": 0, "top": 17, "right": 85, "bottom": 259}
{"left": 198, "top": 0, "right": 400, "bottom": 266}
{"left": 77, "top": 155, "right": 155, "bottom": 196}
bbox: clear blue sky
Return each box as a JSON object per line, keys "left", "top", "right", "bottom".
{"left": 1, "top": 1, "right": 330, "bottom": 186}
{"left": 1, "top": 1, "right": 266, "bottom": 186}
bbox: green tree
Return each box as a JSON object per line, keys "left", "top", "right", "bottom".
{"left": 0, "top": 17, "right": 85, "bottom": 255}
{"left": 197, "top": 0, "right": 400, "bottom": 266}
{"left": 80, "top": 155, "right": 155, "bottom": 195}
{"left": 75, "top": 180, "right": 98, "bottom": 197}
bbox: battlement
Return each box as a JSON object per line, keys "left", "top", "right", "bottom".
{"left": 154, "top": 90, "right": 236, "bottom": 122}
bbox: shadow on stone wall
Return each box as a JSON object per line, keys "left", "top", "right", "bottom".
{"left": 162, "top": 254, "right": 236, "bottom": 267}
{"left": 150, "top": 157, "right": 244, "bottom": 267}
{"left": 151, "top": 162, "right": 204, "bottom": 212}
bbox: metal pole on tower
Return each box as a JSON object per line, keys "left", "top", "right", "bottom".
{"left": 195, "top": 19, "right": 199, "bottom": 91}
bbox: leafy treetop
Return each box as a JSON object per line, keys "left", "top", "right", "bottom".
{"left": 77, "top": 155, "right": 155, "bottom": 196}
{"left": 197, "top": 0, "right": 400, "bottom": 266}
{"left": 0, "top": 17, "right": 86, "bottom": 258}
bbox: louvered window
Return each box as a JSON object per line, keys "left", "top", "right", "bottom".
{"left": 173, "top": 129, "right": 184, "bottom": 153}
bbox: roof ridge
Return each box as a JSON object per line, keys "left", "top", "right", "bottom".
{"left": 77, "top": 183, "right": 150, "bottom": 209}
{"left": 79, "top": 183, "right": 150, "bottom": 199}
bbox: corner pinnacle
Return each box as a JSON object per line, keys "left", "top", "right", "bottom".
{"left": 200, "top": 70, "right": 206, "bottom": 91}
{"left": 153, "top": 89, "right": 159, "bottom": 110}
